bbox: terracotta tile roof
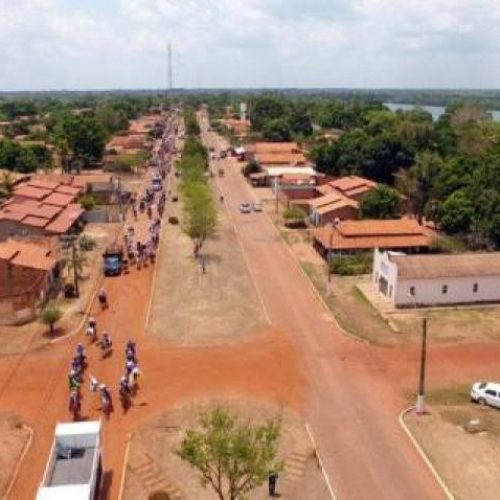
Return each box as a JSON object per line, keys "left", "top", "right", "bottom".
{"left": 13, "top": 185, "right": 52, "bottom": 200}
{"left": 254, "top": 142, "right": 301, "bottom": 154}
{"left": 315, "top": 184, "right": 335, "bottom": 196}
{"left": 327, "top": 176, "right": 377, "bottom": 198}
{"left": 0, "top": 239, "right": 57, "bottom": 271}
{"left": 27, "top": 179, "right": 60, "bottom": 190}
{"left": 339, "top": 219, "right": 423, "bottom": 237}
{"left": 256, "top": 153, "right": 308, "bottom": 165}
{"left": 390, "top": 252, "right": 500, "bottom": 279}
{"left": 45, "top": 204, "right": 84, "bottom": 234}
{"left": 43, "top": 192, "right": 76, "bottom": 207}
{"left": 310, "top": 191, "right": 359, "bottom": 210}
{"left": 0, "top": 211, "right": 26, "bottom": 222}
{"left": 55, "top": 185, "right": 82, "bottom": 196}
{"left": 22, "top": 216, "right": 51, "bottom": 228}
{"left": 2, "top": 202, "right": 61, "bottom": 219}
{"left": 313, "top": 219, "right": 430, "bottom": 251}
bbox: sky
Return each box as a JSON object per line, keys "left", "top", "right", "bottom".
{"left": 1, "top": 0, "right": 500, "bottom": 90}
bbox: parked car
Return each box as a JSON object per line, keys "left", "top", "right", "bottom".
{"left": 470, "top": 381, "right": 500, "bottom": 408}
{"left": 239, "top": 203, "right": 252, "bottom": 214}
{"left": 103, "top": 245, "right": 124, "bottom": 276}
{"left": 253, "top": 201, "right": 263, "bottom": 212}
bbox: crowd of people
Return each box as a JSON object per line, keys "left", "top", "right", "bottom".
{"left": 124, "top": 187, "right": 165, "bottom": 270}
{"left": 68, "top": 307, "right": 142, "bottom": 420}
{"left": 67, "top": 165, "right": 168, "bottom": 421}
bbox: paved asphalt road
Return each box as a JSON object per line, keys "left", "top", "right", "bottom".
{"left": 200, "top": 114, "right": 445, "bottom": 500}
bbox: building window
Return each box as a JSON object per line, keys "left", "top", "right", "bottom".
{"left": 442, "top": 285, "right": 448, "bottom": 294}
{"left": 473, "top": 283, "right": 479, "bottom": 293}
{"left": 409, "top": 286, "right": 416, "bottom": 297}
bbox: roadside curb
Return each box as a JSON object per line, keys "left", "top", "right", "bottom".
{"left": 3, "top": 423, "right": 34, "bottom": 500}
{"left": 304, "top": 423, "right": 337, "bottom": 500}
{"left": 118, "top": 432, "right": 132, "bottom": 500}
{"left": 398, "top": 407, "right": 454, "bottom": 500}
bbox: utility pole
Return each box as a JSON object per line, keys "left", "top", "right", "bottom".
{"left": 274, "top": 177, "right": 279, "bottom": 215}
{"left": 416, "top": 317, "right": 428, "bottom": 414}
{"left": 71, "top": 239, "right": 80, "bottom": 298}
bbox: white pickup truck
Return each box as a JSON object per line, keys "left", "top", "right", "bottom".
{"left": 36, "top": 421, "right": 103, "bottom": 500}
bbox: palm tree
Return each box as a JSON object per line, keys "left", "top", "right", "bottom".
{"left": 66, "top": 243, "right": 86, "bottom": 298}
{"left": 0, "top": 171, "right": 15, "bottom": 198}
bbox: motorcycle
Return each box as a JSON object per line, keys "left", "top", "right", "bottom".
{"left": 69, "top": 391, "right": 81, "bottom": 420}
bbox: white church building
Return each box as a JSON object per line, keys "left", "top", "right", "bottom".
{"left": 372, "top": 249, "right": 500, "bottom": 308}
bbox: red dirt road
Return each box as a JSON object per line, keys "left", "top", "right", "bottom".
{"left": 4, "top": 124, "right": 500, "bottom": 500}
{"left": 202, "top": 115, "right": 500, "bottom": 500}
{"left": 0, "top": 193, "right": 304, "bottom": 499}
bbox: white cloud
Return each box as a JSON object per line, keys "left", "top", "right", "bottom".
{"left": 0, "top": 0, "right": 499, "bottom": 89}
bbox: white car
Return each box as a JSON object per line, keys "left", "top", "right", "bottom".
{"left": 470, "top": 381, "right": 500, "bottom": 408}
{"left": 239, "top": 203, "right": 252, "bottom": 214}
{"left": 253, "top": 201, "right": 263, "bottom": 212}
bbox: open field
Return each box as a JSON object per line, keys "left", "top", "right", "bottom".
{"left": 0, "top": 413, "right": 30, "bottom": 498}
{"left": 123, "top": 398, "right": 330, "bottom": 500}
{"left": 406, "top": 388, "right": 500, "bottom": 500}
{"left": 148, "top": 176, "right": 268, "bottom": 346}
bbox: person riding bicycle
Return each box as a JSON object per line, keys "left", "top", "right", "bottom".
{"left": 75, "top": 342, "right": 86, "bottom": 359}
{"left": 119, "top": 376, "right": 131, "bottom": 396}
{"left": 101, "top": 331, "right": 112, "bottom": 349}
{"left": 99, "top": 384, "right": 112, "bottom": 407}
{"left": 126, "top": 339, "right": 136, "bottom": 355}
{"left": 88, "top": 316, "right": 97, "bottom": 331}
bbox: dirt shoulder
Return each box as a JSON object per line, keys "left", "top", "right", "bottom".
{"left": 123, "top": 398, "right": 330, "bottom": 500}
{"left": 405, "top": 399, "right": 500, "bottom": 500}
{"left": 0, "top": 412, "right": 30, "bottom": 498}
{"left": 147, "top": 176, "right": 268, "bottom": 346}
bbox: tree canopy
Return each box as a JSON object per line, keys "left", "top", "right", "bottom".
{"left": 177, "top": 407, "right": 282, "bottom": 500}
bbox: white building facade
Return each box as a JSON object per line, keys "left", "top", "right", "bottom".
{"left": 373, "top": 249, "right": 500, "bottom": 308}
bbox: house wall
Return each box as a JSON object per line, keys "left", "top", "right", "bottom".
{"left": 395, "top": 276, "right": 500, "bottom": 307}
{"left": 372, "top": 249, "right": 399, "bottom": 299}
{"left": 0, "top": 220, "right": 46, "bottom": 242}
{"left": 316, "top": 206, "right": 359, "bottom": 226}
{"left": 372, "top": 250, "right": 500, "bottom": 307}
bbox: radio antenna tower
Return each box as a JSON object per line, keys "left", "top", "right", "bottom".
{"left": 167, "top": 42, "right": 173, "bottom": 92}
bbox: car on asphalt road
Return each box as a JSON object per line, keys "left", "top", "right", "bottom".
{"left": 470, "top": 381, "right": 500, "bottom": 408}
{"left": 239, "top": 203, "right": 252, "bottom": 214}
{"left": 253, "top": 201, "right": 263, "bottom": 212}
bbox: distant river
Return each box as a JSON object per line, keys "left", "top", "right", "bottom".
{"left": 384, "top": 102, "right": 500, "bottom": 122}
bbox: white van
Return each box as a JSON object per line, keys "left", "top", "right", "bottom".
{"left": 253, "top": 201, "right": 263, "bottom": 212}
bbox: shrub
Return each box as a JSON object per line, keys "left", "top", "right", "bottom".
{"left": 168, "top": 216, "right": 179, "bottom": 225}
{"left": 79, "top": 234, "right": 97, "bottom": 251}
{"left": 172, "top": 196, "right": 178, "bottom": 202}
{"left": 283, "top": 206, "right": 306, "bottom": 227}
{"left": 148, "top": 492, "right": 171, "bottom": 500}
{"left": 104, "top": 162, "right": 134, "bottom": 174}
{"left": 80, "top": 194, "right": 98, "bottom": 211}
{"left": 40, "top": 302, "right": 62, "bottom": 334}
{"left": 329, "top": 253, "right": 372, "bottom": 276}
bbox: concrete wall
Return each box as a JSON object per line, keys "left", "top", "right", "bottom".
{"left": 372, "top": 249, "right": 500, "bottom": 307}
{"left": 0, "top": 220, "right": 46, "bottom": 242}
{"left": 395, "top": 276, "right": 500, "bottom": 307}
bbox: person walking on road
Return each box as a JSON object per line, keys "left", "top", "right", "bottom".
{"left": 268, "top": 471, "right": 279, "bottom": 497}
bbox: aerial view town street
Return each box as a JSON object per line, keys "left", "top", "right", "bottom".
{"left": 2, "top": 1, "right": 500, "bottom": 499}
